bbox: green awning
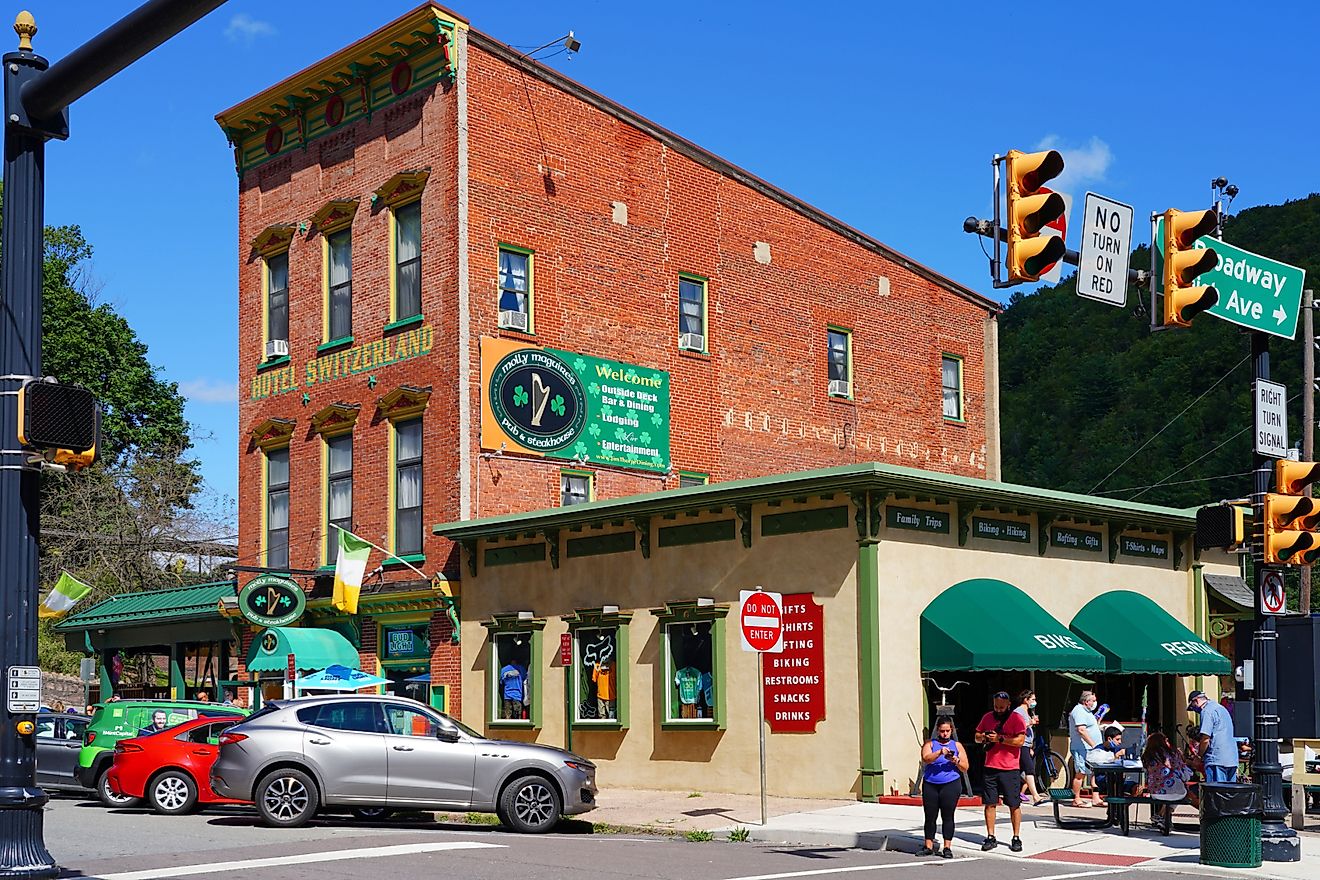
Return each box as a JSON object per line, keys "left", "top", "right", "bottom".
{"left": 1070, "top": 590, "right": 1230, "bottom": 675}
{"left": 246, "top": 627, "right": 360, "bottom": 673}
{"left": 921, "top": 578, "right": 1106, "bottom": 672}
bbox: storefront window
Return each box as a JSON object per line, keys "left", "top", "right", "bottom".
{"left": 574, "top": 627, "right": 619, "bottom": 722}
{"left": 666, "top": 621, "right": 715, "bottom": 722}
{"left": 492, "top": 632, "right": 532, "bottom": 722}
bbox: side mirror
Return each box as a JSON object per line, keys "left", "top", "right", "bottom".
{"left": 436, "top": 727, "right": 461, "bottom": 743}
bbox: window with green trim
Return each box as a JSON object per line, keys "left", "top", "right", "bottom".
{"left": 325, "top": 433, "right": 353, "bottom": 563}
{"left": 678, "top": 276, "right": 706, "bottom": 351}
{"left": 394, "top": 201, "right": 421, "bottom": 321}
{"left": 328, "top": 230, "right": 352, "bottom": 341}
{"left": 498, "top": 247, "right": 531, "bottom": 329}
{"left": 266, "top": 447, "right": 289, "bottom": 570}
{"left": 561, "top": 470, "right": 593, "bottom": 506}
{"left": 493, "top": 632, "right": 533, "bottom": 722}
{"left": 942, "top": 355, "right": 963, "bottom": 420}
{"left": 666, "top": 621, "right": 715, "bottom": 722}
{"left": 574, "top": 627, "right": 620, "bottom": 722}
{"left": 827, "top": 328, "right": 851, "bottom": 398}
{"left": 678, "top": 471, "right": 709, "bottom": 489}
{"left": 394, "top": 419, "right": 423, "bottom": 556}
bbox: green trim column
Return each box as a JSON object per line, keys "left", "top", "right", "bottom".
{"left": 169, "top": 644, "right": 186, "bottom": 700}
{"left": 856, "top": 490, "right": 884, "bottom": 802}
{"left": 1192, "top": 562, "right": 1205, "bottom": 692}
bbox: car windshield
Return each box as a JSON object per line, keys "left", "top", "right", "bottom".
{"left": 434, "top": 710, "right": 482, "bottom": 739}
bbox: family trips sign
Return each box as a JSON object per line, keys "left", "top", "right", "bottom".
{"left": 480, "top": 337, "right": 672, "bottom": 473}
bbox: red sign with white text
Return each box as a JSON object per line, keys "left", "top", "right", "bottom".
{"left": 763, "top": 593, "right": 826, "bottom": 733}
{"left": 560, "top": 633, "right": 573, "bottom": 665}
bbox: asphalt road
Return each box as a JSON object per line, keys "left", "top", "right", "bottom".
{"left": 40, "top": 791, "right": 1198, "bottom": 880}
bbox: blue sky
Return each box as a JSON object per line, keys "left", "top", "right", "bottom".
{"left": 19, "top": 1, "right": 1320, "bottom": 523}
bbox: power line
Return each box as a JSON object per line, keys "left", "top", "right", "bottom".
{"left": 1088, "top": 354, "right": 1250, "bottom": 494}
{"left": 1092, "top": 470, "right": 1252, "bottom": 497}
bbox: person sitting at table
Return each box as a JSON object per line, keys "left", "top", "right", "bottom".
{"left": 1097, "top": 726, "right": 1138, "bottom": 795}
{"left": 1143, "top": 732, "right": 1197, "bottom": 824}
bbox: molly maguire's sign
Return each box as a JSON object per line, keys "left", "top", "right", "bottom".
{"left": 481, "top": 337, "right": 672, "bottom": 473}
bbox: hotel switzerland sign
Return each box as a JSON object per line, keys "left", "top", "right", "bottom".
{"left": 762, "top": 593, "right": 826, "bottom": 732}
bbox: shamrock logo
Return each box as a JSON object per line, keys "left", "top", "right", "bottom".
{"left": 601, "top": 405, "right": 614, "bottom": 419}
{"left": 513, "top": 385, "right": 529, "bottom": 407}
{"left": 639, "top": 431, "right": 651, "bottom": 445}
{"left": 650, "top": 412, "right": 663, "bottom": 427}
{"left": 652, "top": 454, "right": 664, "bottom": 467}
{"left": 573, "top": 357, "right": 586, "bottom": 373}
{"left": 550, "top": 395, "right": 565, "bottom": 416}
{"left": 253, "top": 594, "right": 266, "bottom": 607}
{"left": 588, "top": 423, "right": 602, "bottom": 438}
{"left": 614, "top": 426, "right": 629, "bottom": 441}
{"left": 279, "top": 595, "right": 292, "bottom": 607}
{"left": 573, "top": 441, "right": 589, "bottom": 457}
{"left": 624, "top": 369, "right": 637, "bottom": 382}
{"left": 589, "top": 382, "right": 600, "bottom": 396}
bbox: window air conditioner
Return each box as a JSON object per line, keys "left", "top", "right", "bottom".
{"left": 678, "top": 333, "right": 705, "bottom": 352}
{"left": 265, "top": 339, "right": 289, "bottom": 359}
{"left": 498, "top": 310, "right": 529, "bottom": 332}
{"left": 828, "top": 379, "right": 851, "bottom": 398}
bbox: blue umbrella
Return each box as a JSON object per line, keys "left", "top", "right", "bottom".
{"left": 404, "top": 673, "right": 431, "bottom": 683}
{"left": 295, "top": 664, "right": 389, "bottom": 691}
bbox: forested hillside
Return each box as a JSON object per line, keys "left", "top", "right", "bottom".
{"left": 1000, "top": 194, "right": 1320, "bottom": 508}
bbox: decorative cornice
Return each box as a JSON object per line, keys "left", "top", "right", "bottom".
{"left": 377, "top": 384, "right": 432, "bottom": 422}
{"left": 310, "top": 401, "right": 361, "bottom": 437}
{"left": 311, "top": 198, "right": 359, "bottom": 236}
{"left": 373, "top": 168, "right": 431, "bottom": 209}
{"left": 251, "top": 224, "right": 296, "bottom": 257}
{"left": 249, "top": 417, "right": 297, "bottom": 451}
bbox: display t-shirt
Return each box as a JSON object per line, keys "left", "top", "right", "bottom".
{"left": 675, "top": 667, "right": 701, "bottom": 704}
{"left": 500, "top": 663, "right": 526, "bottom": 701}
{"left": 976, "top": 709, "right": 1028, "bottom": 771}
{"left": 592, "top": 662, "right": 616, "bottom": 701}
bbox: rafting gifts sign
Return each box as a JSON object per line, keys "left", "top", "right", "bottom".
{"left": 480, "top": 337, "right": 672, "bottom": 473}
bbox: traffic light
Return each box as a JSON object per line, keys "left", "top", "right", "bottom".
{"left": 1005, "top": 148, "right": 1066, "bottom": 283}
{"left": 17, "top": 380, "right": 100, "bottom": 471}
{"left": 1195, "top": 504, "right": 1248, "bottom": 550}
{"left": 1263, "top": 460, "right": 1320, "bottom": 565}
{"left": 1162, "top": 208, "right": 1219, "bottom": 327}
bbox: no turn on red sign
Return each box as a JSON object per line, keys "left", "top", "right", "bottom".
{"left": 740, "top": 589, "right": 784, "bottom": 653}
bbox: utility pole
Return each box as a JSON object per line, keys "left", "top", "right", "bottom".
{"left": 1304, "top": 287, "right": 1314, "bottom": 615}
{"left": 0, "top": 4, "right": 226, "bottom": 877}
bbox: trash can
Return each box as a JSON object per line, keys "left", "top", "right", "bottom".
{"left": 1199, "top": 781, "right": 1262, "bottom": 869}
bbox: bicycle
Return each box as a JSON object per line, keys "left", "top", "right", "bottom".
{"left": 1034, "top": 742, "right": 1070, "bottom": 791}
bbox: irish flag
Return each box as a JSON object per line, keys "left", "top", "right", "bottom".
{"left": 332, "top": 528, "right": 372, "bottom": 615}
{"left": 39, "top": 571, "right": 92, "bottom": 618}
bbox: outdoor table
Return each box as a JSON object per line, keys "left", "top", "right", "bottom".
{"left": 1090, "top": 760, "right": 1146, "bottom": 832}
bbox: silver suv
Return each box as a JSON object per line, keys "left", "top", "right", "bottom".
{"left": 211, "top": 695, "right": 596, "bottom": 833}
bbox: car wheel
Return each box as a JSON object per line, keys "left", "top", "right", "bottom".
{"left": 97, "top": 769, "right": 140, "bottom": 808}
{"left": 350, "top": 807, "right": 393, "bottom": 821}
{"left": 148, "top": 771, "right": 198, "bottom": 815}
{"left": 497, "top": 775, "right": 561, "bottom": 834}
{"left": 256, "top": 768, "right": 318, "bottom": 828}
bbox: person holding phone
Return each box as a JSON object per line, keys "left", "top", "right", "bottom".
{"left": 920, "top": 716, "right": 968, "bottom": 858}
{"left": 975, "top": 690, "right": 1028, "bottom": 852}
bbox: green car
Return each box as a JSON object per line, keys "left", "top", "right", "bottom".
{"left": 77, "top": 700, "right": 248, "bottom": 806}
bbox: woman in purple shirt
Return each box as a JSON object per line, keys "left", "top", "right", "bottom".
{"left": 920, "top": 717, "right": 969, "bottom": 858}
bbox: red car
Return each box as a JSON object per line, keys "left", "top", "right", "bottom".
{"left": 107, "top": 715, "right": 248, "bottom": 815}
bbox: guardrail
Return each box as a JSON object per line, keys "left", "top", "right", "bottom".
{"left": 1290, "top": 738, "right": 1320, "bottom": 830}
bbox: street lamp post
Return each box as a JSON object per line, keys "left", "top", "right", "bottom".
{"left": 0, "top": 5, "right": 226, "bottom": 876}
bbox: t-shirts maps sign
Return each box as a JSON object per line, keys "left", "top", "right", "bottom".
{"left": 762, "top": 593, "right": 825, "bottom": 733}
{"left": 481, "top": 337, "right": 671, "bottom": 473}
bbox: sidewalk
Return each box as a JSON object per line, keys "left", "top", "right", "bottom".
{"left": 585, "top": 789, "right": 1320, "bottom": 877}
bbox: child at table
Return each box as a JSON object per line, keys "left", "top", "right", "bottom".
{"left": 1099, "top": 726, "right": 1139, "bottom": 795}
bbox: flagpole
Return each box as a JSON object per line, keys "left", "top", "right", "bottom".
{"left": 330, "top": 523, "right": 429, "bottom": 582}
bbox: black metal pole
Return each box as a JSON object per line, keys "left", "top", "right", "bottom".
{"left": 1250, "top": 330, "right": 1301, "bottom": 861}
{"left": 0, "top": 32, "right": 57, "bottom": 880}
{"left": 1, "top": 5, "right": 227, "bottom": 875}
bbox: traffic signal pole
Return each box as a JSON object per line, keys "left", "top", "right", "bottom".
{"left": 0, "top": 4, "right": 225, "bottom": 876}
{"left": 1250, "top": 330, "right": 1300, "bottom": 861}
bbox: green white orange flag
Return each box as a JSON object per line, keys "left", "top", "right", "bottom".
{"left": 332, "top": 527, "right": 372, "bottom": 615}
{"left": 39, "top": 571, "right": 92, "bottom": 618}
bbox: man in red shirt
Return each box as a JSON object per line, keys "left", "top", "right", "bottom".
{"left": 975, "top": 690, "right": 1028, "bottom": 852}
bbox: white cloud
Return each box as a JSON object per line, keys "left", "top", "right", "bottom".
{"left": 180, "top": 378, "right": 239, "bottom": 404}
{"left": 224, "top": 13, "right": 276, "bottom": 46}
{"left": 1035, "top": 135, "right": 1113, "bottom": 193}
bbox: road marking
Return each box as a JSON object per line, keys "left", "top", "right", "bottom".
{"left": 1021, "top": 871, "right": 1127, "bottom": 880}
{"left": 722, "top": 860, "right": 979, "bottom": 880}
{"left": 87, "top": 841, "right": 504, "bottom": 880}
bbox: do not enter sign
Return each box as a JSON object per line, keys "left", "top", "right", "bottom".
{"left": 740, "top": 589, "right": 784, "bottom": 653}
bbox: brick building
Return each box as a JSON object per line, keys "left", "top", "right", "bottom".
{"left": 217, "top": 3, "right": 1000, "bottom": 711}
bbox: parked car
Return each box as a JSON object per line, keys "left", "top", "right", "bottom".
{"left": 77, "top": 700, "right": 248, "bottom": 807}
{"left": 107, "top": 715, "right": 247, "bottom": 815}
{"left": 35, "top": 713, "right": 91, "bottom": 793}
{"left": 212, "top": 695, "right": 597, "bottom": 832}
